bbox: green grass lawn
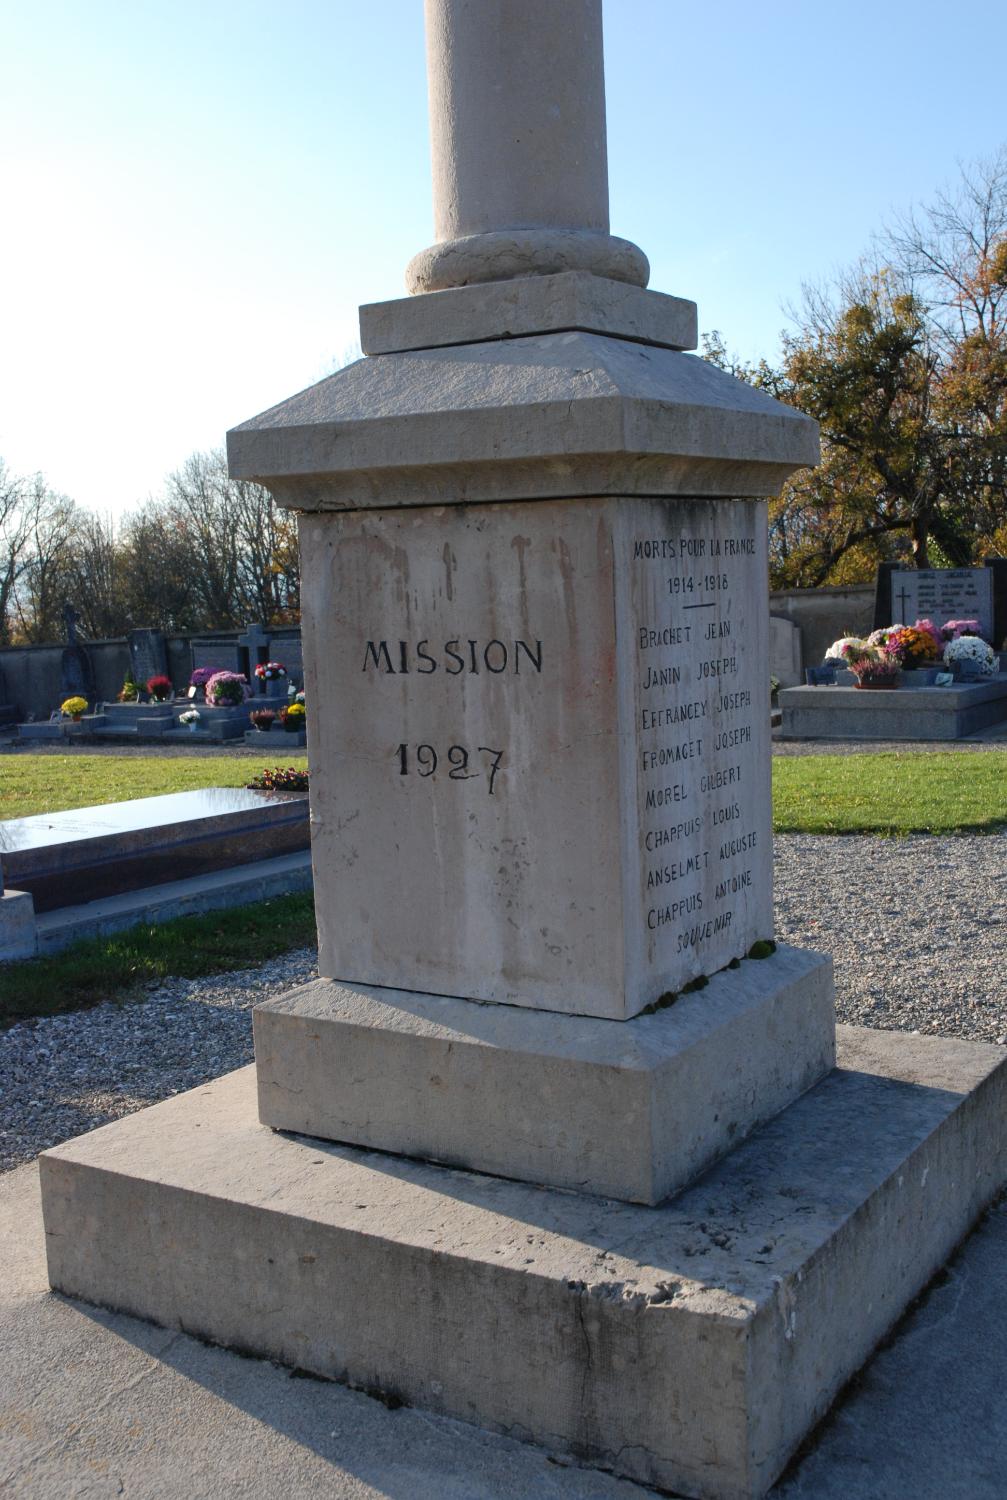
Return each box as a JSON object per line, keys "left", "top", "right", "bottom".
{"left": 772, "top": 750, "right": 1007, "bottom": 835}
{"left": 0, "top": 892, "right": 317, "bottom": 1029}
{"left": 2, "top": 747, "right": 1004, "bottom": 1026}
{"left": 0, "top": 752, "right": 308, "bottom": 821}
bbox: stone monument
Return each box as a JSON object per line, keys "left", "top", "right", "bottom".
{"left": 127, "top": 628, "right": 169, "bottom": 688}
{"left": 59, "top": 604, "right": 94, "bottom": 704}
{"left": 39, "top": 5, "right": 1007, "bottom": 1497}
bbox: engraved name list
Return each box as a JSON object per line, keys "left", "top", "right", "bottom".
{"left": 626, "top": 499, "right": 772, "bottom": 989}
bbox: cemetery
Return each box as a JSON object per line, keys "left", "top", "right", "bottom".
{"left": 779, "top": 562, "right": 1007, "bottom": 740}
{"left": 3, "top": 4, "right": 1007, "bottom": 1500}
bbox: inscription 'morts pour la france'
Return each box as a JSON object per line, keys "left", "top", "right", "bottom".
{"left": 363, "top": 638, "right": 543, "bottom": 675}
{"left": 626, "top": 501, "right": 772, "bottom": 987}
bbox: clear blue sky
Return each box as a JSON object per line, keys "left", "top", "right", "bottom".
{"left": 2, "top": 0, "right": 1003, "bottom": 515}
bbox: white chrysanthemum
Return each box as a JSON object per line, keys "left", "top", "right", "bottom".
{"left": 943, "top": 636, "right": 997, "bottom": 675}
{"left": 825, "top": 636, "right": 869, "bottom": 662}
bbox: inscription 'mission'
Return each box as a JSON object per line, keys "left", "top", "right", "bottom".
{"left": 363, "top": 639, "right": 543, "bottom": 674}
{"left": 631, "top": 513, "right": 766, "bottom": 971}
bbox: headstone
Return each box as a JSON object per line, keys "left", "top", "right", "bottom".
{"left": 891, "top": 566, "right": 992, "bottom": 636}
{"left": 59, "top": 604, "right": 95, "bottom": 702}
{"left": 770, "top": 613, "right": 802, "bottom": 687}
{"left": 267, "top": 635, "right": 303, "bottom": 685}
{"left": 127, "top": 629, "right": 168, "bottom": 687}
{"left": 874, "top": 561, "right": 1004, "bottom": 642}
{"left": 190, "top": 639, "right": 243, "bottom": 676}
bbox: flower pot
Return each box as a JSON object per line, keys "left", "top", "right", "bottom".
{"left": 855, "top": 679, "right": 898, "bottom": 690}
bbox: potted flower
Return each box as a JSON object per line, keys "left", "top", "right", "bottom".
{"left": 60, "top": 695, "right": 89, "bottom": 722}
{"left": 849, "top": 653, "right": 900, "bottom": 690}
{"left": 883, "top": 626, "right": 938, "bottom": 671}
{"left": 188, "top": 666, "right": 218, "bottom": 701}
{"left": 117, "top": 675, "right": 139, "bottom": 703}
{"left": 941, "top": 618, "right": 983, "bottom": 642}
{"left": 254, "top": 661, "right": 287, "bottom": 696}
{"left": 147, "top": 673, "right": 174, "bottom": 703}
{"left": 179, "top": 708, "right": 201, "bottom": 732}
{"left": 250, "top": 708, "right": 277, "bottom": 732}
{"left": 246, "top": 766, "right": 310, "bottom": 792}
{"left": 824, "top": 637, "right": 871, "bottom": 670}
{"left": 204, "top": 671, "right": 251, "bottom": 707}
{"left": 944, "top": 635, "right": 996, "bottom": 681}
{"left": 280, "top": 702, "right": 306, "bottom": 733}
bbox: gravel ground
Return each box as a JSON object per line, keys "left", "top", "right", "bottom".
{"left": 0, "top": 946, "right": 317, "bottom": 1174}
{"left": 4, "top": 831, "right": 1007, "bottom": 1174}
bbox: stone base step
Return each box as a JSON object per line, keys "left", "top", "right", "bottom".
{"left": 39, "top": 1025, "right": 1007, "bottom": 1500}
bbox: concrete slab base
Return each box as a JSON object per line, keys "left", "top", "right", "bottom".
{"left": 254, "top": 945, "right": 836, "bottom": 1203}
{"left": 33, "top": 851, "right": 313, "bottom": 954}
{"left": 779, "top": 681, "right": 1007, "bottom": 740}
{"left": 39, "top": 1026, "right": 1007, "bottom": 1500}
{"left": 0, "top": 887, "right": 37, "bottom": 961}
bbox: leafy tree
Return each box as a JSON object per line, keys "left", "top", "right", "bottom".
{"left": 706, "top": 149, "right": 1007, "bottom": 587}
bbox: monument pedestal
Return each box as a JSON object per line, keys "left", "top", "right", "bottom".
{"left": 40, "top": 1026, "right": 1007, "bottom": 1500}
{"left": 254, "top": 945, "right": 835, "bottom": 1204}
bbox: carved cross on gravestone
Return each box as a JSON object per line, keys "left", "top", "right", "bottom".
{"left": 896, "top": 584, "right": 912, "bottom": 620}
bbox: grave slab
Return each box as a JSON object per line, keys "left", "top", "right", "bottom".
{"left": 779, "top": 680, "right": 1007, "bottom": 741}
{"left": 34, "top": 851, "right": 313, "bottom": 954}
{"left": 0, "top": 788, "right": 308, "bottom": 912}
{"left": 39, "top": 1026, "right": 1007, "bottom": 1500}
{"left": 0, "top": 888, "right": 37, "bottom": 961}
{"left": 254, "top": 944, "right": 835, "bottom": 1204}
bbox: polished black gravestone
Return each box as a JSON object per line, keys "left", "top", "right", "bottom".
{"left": 0, "top": 788, "right": 309, "bottom": 912}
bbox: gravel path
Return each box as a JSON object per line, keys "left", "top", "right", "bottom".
{"left": 0, "top": 946, "right": 317, "bottom": 1174}
{"left": 4, "top": 831, "right": 1007, "bottom": 1174}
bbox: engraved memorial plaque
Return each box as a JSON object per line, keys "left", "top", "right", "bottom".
{"left": 888, "top": 567, "right": 994, "bottom": 639}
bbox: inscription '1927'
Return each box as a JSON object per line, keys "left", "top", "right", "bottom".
{"left": 363, "top": 639, "right": 542, "bottom": 675}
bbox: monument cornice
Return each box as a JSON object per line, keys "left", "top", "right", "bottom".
{"left": 227, "top": 330, "right": 819, "bottom": 509}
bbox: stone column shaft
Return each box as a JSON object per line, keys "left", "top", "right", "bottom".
{"left": 406, "top": 0, "right": 649, "bottom": 292}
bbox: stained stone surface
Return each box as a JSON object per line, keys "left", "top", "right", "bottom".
{"left": 39, "top": 1027, "right": 1007, "bottom": 1500}
{"left": 302, "top": 493, "right": 771, "bottom": 1020}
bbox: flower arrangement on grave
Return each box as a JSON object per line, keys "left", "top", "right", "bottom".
{"left": 204, "top": 670, "right": 251, "bottom": 706}
{"left": 911, "top": 618, "right": 945, "bottom": 656}
{"left": 60, "top": 695, "right": 88, "bottom": 720}
{"left": 280, "top": 702, "right": 306, "bottom": 732}
{"left": 866, "top": 624, "right": 905, "bottom": 649}
{"left": 250, "top": 708, "right": 277, "bottom": 731}
{"left": 245, "top": 766, "right": 309, "bottom": 792}
{"left": 883, "top": 625, "right": 939, "bottom": 669}
{"left": 189, "top": 667, "right": 217, "bottom": 688}
{"left": 179, "top": 708, "right": 201, "bottom": 729}
{"left": 824, "top": 636, "right": 870, "bottom": 665}
{"left": 941, "top": 618, "right": 984, "bottom": 641}
{"left": 146, "top": 673, "right": 174, "bottom": 702}
{"left": 117, "top": 675, "right": 139, "bottom": 702}
{"left": 849, "top": 653, "right": 900, "bottom": 689}
{"left": 943, "top": 635, "right": 997, "bottom": 676}
{"left": 254, "top": 661, "right": 287, "bottom": 681}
